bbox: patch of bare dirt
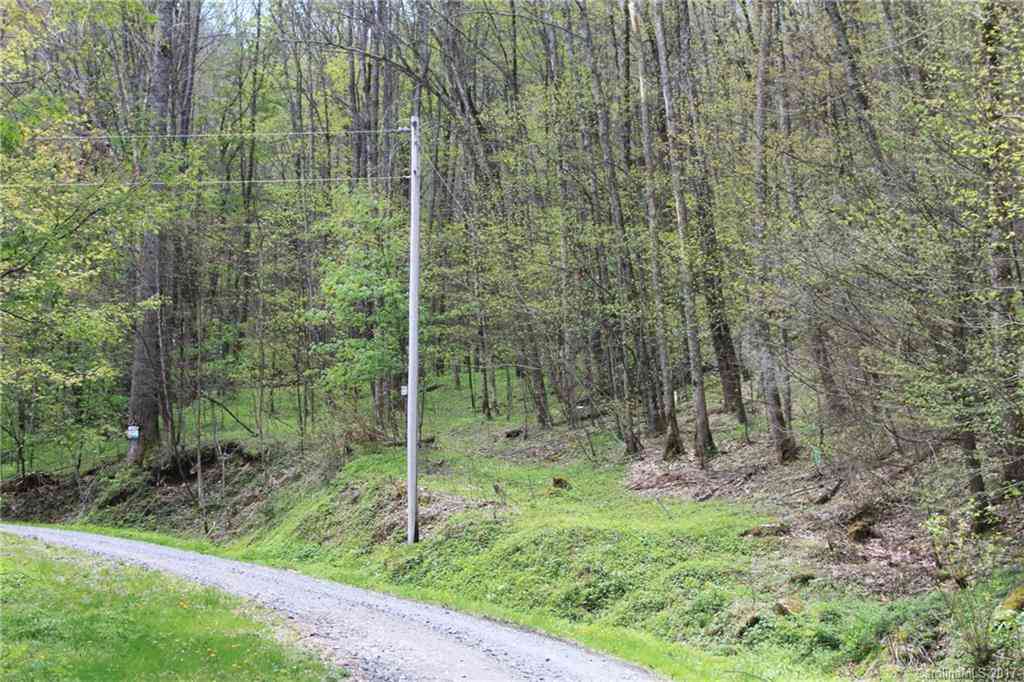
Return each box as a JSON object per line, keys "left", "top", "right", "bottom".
{"left": 626, "top": 413, "right": 1023, "bottom": 597}
{"left": 483, "top": 426, "right": 578, "bottom": 464}
{"left": 372, "top": 481, "right": 499, "bottom": 542}
{"left": 0, "top": 471, "right": 85, "bottom": 522}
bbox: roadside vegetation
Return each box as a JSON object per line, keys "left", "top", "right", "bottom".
{"left": 0, "top": 534, "right": 343, "bottom": 681}
{"left": 5, "top": 377, "right": 1021, "bottom": 681}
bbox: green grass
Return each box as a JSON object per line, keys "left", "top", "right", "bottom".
{"left": 55, "top": 412, "right": 863, "bottom": 680}
{"left": 0, "top": 534, "right": 343, "bottom": 681}
{"left": 58, "top": 519, "right": 834, "bottom": 681}
{"left": 0, "top": 429, "right": 119, "bottom": 481}
{"left": 11, "top": 373, "right": 1021, "bottom": 681}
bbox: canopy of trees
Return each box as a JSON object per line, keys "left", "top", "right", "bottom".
{"left": 2, "top": 0, "right": 1022, "bottom": 520}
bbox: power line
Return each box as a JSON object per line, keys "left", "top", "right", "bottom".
{"left": 0, "top": 175, "right": 409, "bottom": 190}
{"left": 27, "top": 128, "right": 410, "bottom": 143}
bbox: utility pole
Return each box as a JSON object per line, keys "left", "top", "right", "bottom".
{"left": 406, "top": 116, "right": 421, "bottom": 544}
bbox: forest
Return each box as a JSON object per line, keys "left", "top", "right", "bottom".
{"left": 1, "top": 0, "right": 1023, "bottom": 679}
{"left": 4, "top": 0, "right": 1023, "bottom": 515}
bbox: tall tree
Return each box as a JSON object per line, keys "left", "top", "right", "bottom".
{"left": 980, "top": 0, "right": 1024, "bottom": 483}
{"left": 751, "top": 0, "right": 796, "bottom": 462}
{"left": 580, "top": 1, "right": 641, "bottom": 454}
{"left": 678, "top": 0, "right": 747, "bottom": 426}
{"left": 126, "top": 0, "right": 176, "bottom": 465}
{"left": 630, "top": 0, "right": 683, "bottom": 458}
{"left": 653, "top": 0, "right": 714, "bottom": 466}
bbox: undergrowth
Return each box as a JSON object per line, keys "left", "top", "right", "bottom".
{"left": 8, "top": 375, "right": 1024, "bottom": 681}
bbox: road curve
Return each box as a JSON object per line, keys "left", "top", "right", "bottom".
{"left": 0, "top": 525, "right": 658, "bottom": 682}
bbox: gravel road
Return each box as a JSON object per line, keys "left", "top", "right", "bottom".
{"left": 0, "top": 525, "right": 658, "bottom": 681}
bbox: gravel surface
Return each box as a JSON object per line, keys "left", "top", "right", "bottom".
{"left": 0, "top": 525, "right": 658, "bottom": 681}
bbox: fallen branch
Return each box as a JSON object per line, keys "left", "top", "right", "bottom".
{"left": 815, "top": 480, "right": 843, "bottom": 504}
{"left": 202, "top": 395, "right": 257, "bottom": 437}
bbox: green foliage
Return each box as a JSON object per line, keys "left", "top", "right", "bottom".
{"left": 0, "top": 0, "right": 162, "bottom": 478}
{"left": 92, "top": 465, "right": 150, "bottom": 510}
{"left": 926, "top": 507, "right": 1024, "bottom": 670}
{"left": 4, "top": 2, "right": 1024, "bottom": 679}
{"left": 0, "top": 117, "right": 21, "bottom": 154}
{"left": 317, "top": 189, "right": 419, "bottom": 390}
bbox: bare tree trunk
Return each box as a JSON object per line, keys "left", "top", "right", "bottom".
{"left": 631, "top": 1, "right": 683, "bottom": 459}
{"left": 580, "top": 3, "right": 641, "bottom": 454}
{"left": 479, "top": 329, "right": 492, "bottom": 420}
{"left": 952, "top": 297, "right": 989, "bottom": 529}
{"left": 823, "top": 0, "right": 887, "bottom": 178}
{"left": 653, "top": 1, "right": 714, "bottom": 467}
{"left": 981, "top": 0, "right": 1024, "bottom": 482}
{"left": 195, "top": 299, "right": 208, "bottom": 534}
{"left": 528, "top": 332, "right": 552, "bottom": 428}
{"left": 558, "top": 178, "right": 578, "bottom": 427}
{"left": 126, "top": 0, "right": 175, "bottom": 465}
{"left": 752, "top": 0, "right": 796, "bottom": 463}
{"left": 775, "top": 13, "right": 846, "bottom": 426}
{"left": 810, "top": 323, "right": 846, "bottom": 419}
{"left": 14, "top": 396, "right": 28, "bottom": 477}
{"left": 467, "top": 352, "right": 476, "bottom": 411}
{"left": 678, "top": 0, "right": 747, "bottom": 426}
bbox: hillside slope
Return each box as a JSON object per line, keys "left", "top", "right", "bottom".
{"left": 2, "top": 379, "right": 1022, "bottom": 681}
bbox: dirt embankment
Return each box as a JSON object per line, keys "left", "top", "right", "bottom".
{"left": 625, "top": 413, "right": 1024, "bottom": 597}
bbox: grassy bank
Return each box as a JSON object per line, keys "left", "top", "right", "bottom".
{"left": 0, "top": 534, "right": 343, "bottom": 681}
{"left": 6, "top": 376, "right": 1023, "bottom": 681}
{"left": 58, "top": 452, "right": 912, "bottom": 679}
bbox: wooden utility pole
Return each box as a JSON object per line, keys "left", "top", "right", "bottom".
{"left": 406, "top": 116, "right": 421, "bottom": 543}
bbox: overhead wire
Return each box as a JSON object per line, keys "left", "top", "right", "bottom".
{"left": 3, "top": 126, "right": 412, "bottom": 189}
{"left": 27, "top": 127, "right": 410, "bottom": 143}
{"left": 0, "top": 175, "right": 409, "bottom": 190}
